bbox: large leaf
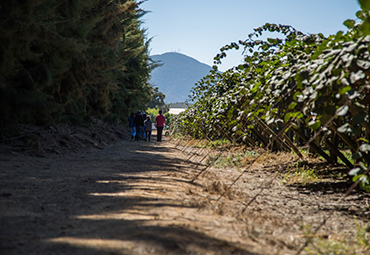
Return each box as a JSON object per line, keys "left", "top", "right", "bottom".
{"left": 344, "top": 19, "right": 356, "bottom": 29}
{"left": 359, "top": 0, "right": 370, "bottom": 11}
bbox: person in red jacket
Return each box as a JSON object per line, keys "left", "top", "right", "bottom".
{"left": 155, "top": 110, "right": 166, "bottom": 142}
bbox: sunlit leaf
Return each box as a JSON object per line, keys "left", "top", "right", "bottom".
{"left": 336, "top": 105, "right": 349, "bottom": 116}
{"left": 349, "top": 167, "right": 361, "bottom": 176}
{"left": 360, "top": 176, "right": 369, "bottom": 185}
{"left": 338, "top": 86, "right": 351, "bottom": 95}
{"left": 288, "top": 102, "right": 297, "bottom": 110}
{"left": 357, "top": 59, "right": 370, "bottom": 69}
{"left": 337, "top": 123, "right": 352, "bottom": 133}
{"left": 359, "top": 143, "right": 370, "bottom": 152}
{"left": 284, "top": 113, "right": 292, "bottom": 123}
{"left": 350, "top": 70, "right": 365, "bottom": 84}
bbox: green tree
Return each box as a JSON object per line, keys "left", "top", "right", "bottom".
{"left": 147, "top": 87, "right": 166, "bottom": 109}
{"left": 0, "top": 0, "right": 154, "bottom": 132}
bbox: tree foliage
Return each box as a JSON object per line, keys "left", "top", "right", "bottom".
{"left": 0, "top": 0, "right": 154, "bottom": 131}
{"left": 174, "top": 1, "right": 370, "bottom": 191}
{"left": 147, "top": 87, "right": 166, "bottom": 109}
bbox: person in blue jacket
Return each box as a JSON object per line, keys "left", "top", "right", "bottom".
{"left": 128, "top": 112, "right": 135, "bottom": 141}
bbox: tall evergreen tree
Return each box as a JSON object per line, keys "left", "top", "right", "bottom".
{"left": 0, "top": 0, "right": 154, "bottom": 133}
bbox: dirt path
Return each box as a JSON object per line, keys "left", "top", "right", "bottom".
{"left": 1, "top": 137, "right": 369, "bottom": 254}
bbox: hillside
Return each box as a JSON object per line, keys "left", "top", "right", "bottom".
{"left": 150, "top": 52, "right": 212, "bottom": 103}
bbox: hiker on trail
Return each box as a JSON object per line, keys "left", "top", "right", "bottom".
{"left": 128, "top": 112, "right": 135, "bottom": 141}
{"left": 144, "top": 115, "right": 152, "bottom": 142}
{"left": 142, "top": 113, "right": 147, "bottom": 140}
{"left": 155, "top": 110, "right": 166, "bottom": 142}
{"left": 134, "top": 111, "right": 144, "bottom": 141}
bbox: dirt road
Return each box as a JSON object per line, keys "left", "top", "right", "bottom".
{"left": 1, "top": 137, "right": 369, "bottom": 254}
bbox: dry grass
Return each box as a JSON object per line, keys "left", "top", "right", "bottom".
{"left": 302, "top": 221, "right": 370, "bottom": 255}
{"left": 282, "top": 164, "right": 320, "bottom": 185}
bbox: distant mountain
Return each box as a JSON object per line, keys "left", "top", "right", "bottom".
{"left": 150, "top": 52, "right": 212, "bottom": 103}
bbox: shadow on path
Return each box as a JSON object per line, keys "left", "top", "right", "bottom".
{"left": 1, "top": 138, "right": 260, "bottom": 255}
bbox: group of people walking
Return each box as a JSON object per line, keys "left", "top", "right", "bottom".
{"left": 128, "top": 110, "right": 166, "bottom": 142}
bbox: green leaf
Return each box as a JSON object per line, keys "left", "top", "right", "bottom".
{"left": 308, "top": 119, "right": 321, "bottom": 130}
{"left": 288, "top": 102, "right": 297, "bottom": 110}
{"left": 292, "top": 112, "right": 303, "bottom": 119}
{"left": 267, "top": 38, "right": 278, "bottom": 44}
{"left": 338, "top": 86, "right": 352, "bottom": 95}
{"left": 284, "top": 112, "right": 292, "bottom": 123}
{"left": 360, "top": 17, "right": 370, "bottom": 35}
{"left": 359, "top": 0, "right": 370, "bottom": 11}
{"left": 344, "top": 19, "right": 356, "bottom": 29}
{"left": 356, "top": 10, "right": 368, "bottom": 20}
{"left": 293, "top": 92, "right": 302, "bottom": 102}
{"left": 353, "top": 175, "right": 360, "bottom": 182}
{"left": 364, "top": 185, "right": 370, "bottom": 193}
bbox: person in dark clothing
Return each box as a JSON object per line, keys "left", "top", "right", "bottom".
{"left": 128, "top": 112, "right": 135, "bottom": 141}
{"left": 142, "top": 113, "right": 147, "bottom": 140}
{"left": 134, "top": 111, "right": 144, "bottom": 140}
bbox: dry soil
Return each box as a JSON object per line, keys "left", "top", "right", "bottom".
{"left": 1, "top": 135, "right": 369, "bottom": 254}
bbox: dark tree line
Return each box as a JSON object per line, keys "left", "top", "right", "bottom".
{"left": 0, "top": 0, "right": 155, "bottom": 133}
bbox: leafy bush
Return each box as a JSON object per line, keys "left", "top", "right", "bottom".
{"left": 174, "top": 0, "right": 370, "bottom": 191}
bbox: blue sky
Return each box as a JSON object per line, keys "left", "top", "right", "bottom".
{"left": 140, "top": 0, "right": 360, "bottom": 71}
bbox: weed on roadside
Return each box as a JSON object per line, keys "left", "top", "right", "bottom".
{"left": 207, "top": 150, "right": 260, "bottom": 168}
{"left": 302, "top": 220, "right": 370, "bottom": 255}
{"left": 206, "top": 139, "right": 230, "bottom": 148}
{"left": 282, "top": 162, "right": 320, "bottom": 185}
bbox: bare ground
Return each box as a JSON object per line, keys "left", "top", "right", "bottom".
{"left": 1, "top": 131, "right": 370, "bottom": 254}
